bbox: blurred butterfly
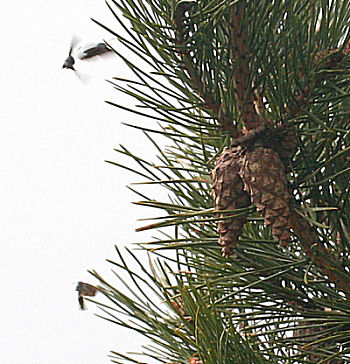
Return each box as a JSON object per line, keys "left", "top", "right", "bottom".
{"left": 76, "top": 281, "right": 99, "bottom": 310}
{"left": 63, "top": 38, "right": 113, "bottom": 82}
{"left": 79, "top": 42, "right": 112, "bottom": 60}
{"left": 62, "top": 36, "right": 90, "bottom": 82}
{"left": 62, "top": 36, "right": 80, "bottom": 71}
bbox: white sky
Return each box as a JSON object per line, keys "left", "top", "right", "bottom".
{"left": 1, "top": 1, "right": 163, "bottom": 363}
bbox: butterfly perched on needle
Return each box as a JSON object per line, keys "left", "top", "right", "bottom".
{"left": 76, "top": 281, "right": 99, "bottom": 310}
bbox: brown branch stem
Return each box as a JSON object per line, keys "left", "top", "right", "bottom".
{"left": 230, "top": 3, "right": 263, "bottom": 131}
{"left": 289, "top": 210, "right": 350, "bottom": 297}
{"left": 173, "top": 4, "right": 239, "bottom": 137}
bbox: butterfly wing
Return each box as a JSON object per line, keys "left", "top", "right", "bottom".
{"left": 69, "top": 35, "right": 80, "bottom": 57}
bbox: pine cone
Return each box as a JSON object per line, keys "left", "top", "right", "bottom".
{"left": 238, "top": 147, "right": 291, "bottom": 245}
{"left": 212, "top": 147, "right": 250, "bottom": 257}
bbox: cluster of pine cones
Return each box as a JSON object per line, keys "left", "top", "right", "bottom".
{"left": 211, "top": 126, "right": 298, "bottom": 257}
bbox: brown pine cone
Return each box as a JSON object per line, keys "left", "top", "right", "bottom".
{"left": 211, "top": 147, "right": 251, "bottom": 257}
{"left": 238, "top": 147, "right": 291, "bottom": 245}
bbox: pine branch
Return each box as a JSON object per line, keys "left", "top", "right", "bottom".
{"left": 89, "top": 1, "right": 350, "bottom": 362}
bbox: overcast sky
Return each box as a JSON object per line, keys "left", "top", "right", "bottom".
{"left": 1, "top": 1, "right": 161, "bottom": 363}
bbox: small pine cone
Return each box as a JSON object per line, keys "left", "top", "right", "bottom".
{"left": 211, "top": 147, "right": 250, "bottom": 257}
{"left": 238, "top": 147, "right": 291, "bottom": 245}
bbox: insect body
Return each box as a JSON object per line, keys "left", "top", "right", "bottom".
{"left": 76, "top": 281, "right": 99, "bottom": 310}
{"left": 62, "top": 37, "right": 80, "bottom": 71}
{"left": 79, "top": 42, "right": 112, "bottom": 60}
{"left": 62, "top": 53, "right": 75, "bottom": 70}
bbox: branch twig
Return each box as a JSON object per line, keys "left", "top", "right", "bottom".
{"left": 173, "top": 3, "right": 239, "bottom": 137}
{"left": 230, "top": 3, "right": 264, "bottom": 131}
{"left": 290, "top": 210, "right": 350, "bottom": 297}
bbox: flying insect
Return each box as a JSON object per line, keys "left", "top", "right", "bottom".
{"left": 79, "top": 42, "right": 112, "bottom": 60}
{"left": 76, "top": 281, "right": 99, "bottom": 310}
{"left": 62, "top": 37, "right": 114, "bottom": 82}
{"left": 62, "top": 37, "right": 80, "bottom": 71}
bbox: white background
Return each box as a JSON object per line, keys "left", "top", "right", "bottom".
{"left": 1, "top": 1, "right": 162, "bottom": 363}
